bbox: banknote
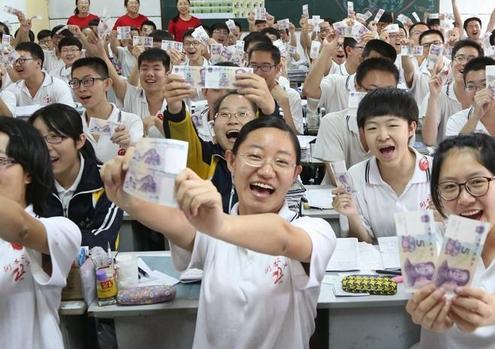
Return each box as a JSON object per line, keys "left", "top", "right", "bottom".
{"left": 309, "top": 40, "right": 321, "bottom": 59}
{"left": 204, "top": 66, "right": 253, "bottom": 89}
{"left": 347, "top": 2, "right": 354, "bottom": 17}
{"left": 277, "top": 18, "right": 290, "bottom": 31}
{"left": 426, "top": 44, "right": 443, "bottom": 71}
{"left": 412, "top": 45, "right": 424, "bottom": 56}
{"left": 117, "top": 26, "right": 131, "bottom": 40}
{"left": 225, "top": 19, "right": 236, "bottom": 32}
{"left": 192, "top": 26, "right": 209, "bottom": 45}
{"left": 394, "top": 211, "right": 438, "bottom": 292}
{"left": 311, "top": 15, "right": 321, "bottom": 32}
{"left": 88, "top": 118, "right": 120, "bottom": 137}
{"left": 254, "top": 7, "right": 267, "bottom": 21}
{"left": 123, "top": 138, "right": 189, "bottom": 207}
{"left": 374, "top": 9, "right": 385, "bottom": 23}
{"left": 161, "top": 40, "right": 183, "bottom": 51}
{"left": 397, "top": 14, "right": 413, "bottom": 26}
{"left": 486, "top": 65, "right": 495, "bottom": 95}
{"left": 171, "top": 65, "right": 205, "bottom": 88}
{"left": 330, "top": 160, "right": 354, "bottom": 193}
{"left": 302, "top": 4, "right": 309, "bottom": 17}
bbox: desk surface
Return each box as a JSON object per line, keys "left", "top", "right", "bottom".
{"left": 301, "top": 185, "right": 339, "bottom": 220}
{"left": 87, "top": 252, "right": 410, "bottom": 318}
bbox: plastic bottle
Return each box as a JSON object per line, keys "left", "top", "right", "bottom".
{"left": 96, "top": 267, "right": 118, "bottom": 306}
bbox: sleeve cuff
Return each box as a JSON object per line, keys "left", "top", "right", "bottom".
{"left": 164, "top": 102, "right": 187, "bottom": 123}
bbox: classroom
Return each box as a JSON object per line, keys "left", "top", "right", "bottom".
{"left": 1, "top": 0, "right": 495, "bottom": 348}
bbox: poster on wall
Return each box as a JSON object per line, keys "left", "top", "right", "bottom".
{"left": 189, "top": 0, "right": 265, "bottom": 19}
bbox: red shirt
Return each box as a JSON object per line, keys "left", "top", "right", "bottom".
{"left": 113, "top": 14, "right": 149, "bottom": 30}
{"left": 67, "top": 13, "right": 99, "bottom": 29}
{"left": 168, "top": 16, "right": 202, "bottom": 42}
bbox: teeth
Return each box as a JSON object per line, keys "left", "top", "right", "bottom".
{"left": 253, "top": 182, "right": 274, "bottom": 190}
{"left": 460, "top": 210, "right": 481, "bottom": 216}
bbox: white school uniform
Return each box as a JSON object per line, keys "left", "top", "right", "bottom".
{"left": 328, "top": 62, "right": 349, "bottom": 76}
{"left": 170, "top": 202, "right": 336, "bottom": 349}
{"left": 43, "top": 50, "right": 64, "bottom": 73}
{"left": 313, "top": 109, "right": 369, "bottom": 166}
{"left": 319, "top": 73, "right": 356, "bottom": 113}
{"left": 445, "top": 107, "right": 491, "bottom": 137}
{"left": 49, "top": 65, "right": 72, "bottom": 84}
{"left": 420, "top": 258, "right": 495, "bottom": 349}
{"left": 419, "top": 82, "right": 462, "bottom": 144}
{"left": 5, "top": 73, "right": 74, "bottom": 107}
{"left": 82, "top": 104, "right": 144, "bottom": 163}
{"left": 116, "top": 46, "right": 137, "bottom": 78}
{"left": 348, "top": 149, "right": 433, "bottom": 240}
{"left": 191, "top": 105, "right": 214, "bottom": 142}
{"left": 0, "top": 90, "right": 16, "bottom": 116}
{"left": 284, "top": 84, "right": 304, "bottom": 134}
{"left": 120, "top": 83, "right": 167, "bottom": 138}
{"left": 0, "top": 205, "right": 81, "bottom": 349}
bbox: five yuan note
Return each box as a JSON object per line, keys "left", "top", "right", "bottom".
{"left": 426, "top": 44, "right": 443, "bottom": 71}
{"left": 394, "top": 211, "right": 437, "bottom": 292}
{"left": 124, "top": 139, "right": 189, "bottom": 207}
{"left": 486, "top": 65, "right": 495, "bottom": 94}
{"left": 171, "top": 65, "right": 205, "bottom": 89}
{"left": 433, "top": 215, "right": 490, "bottom": 293}
{"left": 204, "top": 66, "right": 253, "bottom": 89}
{"left": 88, "top": 118, "right": 120, "bottom": 137}
{"left": 117, "top": 26, "right": 131, "bottom": 40}
{"left": 330, "top": 160, "right": 354, "bottom": 193}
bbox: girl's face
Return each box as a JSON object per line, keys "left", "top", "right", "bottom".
{"left": 177, "top": 0, "right": 190, "bottom": 15}
{"left": 363, "top": 115, "right": 415, "bottom": 166}
{"left": 32, "top": 118, "right": 84, "bottom": 183}
{"left": 227, "top": 127, "right": 302, "bottom": 215}
{"left": 0, "top": 132, "right": 30, "bottom": 207}
{"left": 439, "top": 148, "right": 495, "bottom": 225}
{"left": 126, "top": 0, "right": 140, "bottom": 14}
{"left": 77, "top": 0, "right": 90, "bottom": 14}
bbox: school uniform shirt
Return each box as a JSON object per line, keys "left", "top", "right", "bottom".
{"left": 419, "top": 82, "right": 462, "bottom": 144}
{"left": 5, "top": 73, "right": 75, "bottom": 108}
{"left": 49, "top": 65, "right": 72, "bottom": 85}
{"left": 394, "top": 55, "right": 409, "bottom": 90}
{"left": 121, "top": 82, "right": 167, "bottom": 138}
{"left": 319, "top": 73, "right": 356, "bottom": 113}
{"left": 191, "top": 105, "right": 214, "bottom": 142}
{"left": 0, "top": 205, "right": 81, "bottom": 349}
{"left": 313, "top": 109, "right": 369, "bottom": 167}
{"left": 116, "top": 46, "right": 137, "bottom": 78}
{"left": 43, "top": 50, "right": 64, "bottom": 74}
{"left": 348, "top": 149, "right": 433, "bottom": 240}
{"left": 328, "top": 62, "right": 349, "bottom": 76}
{"left": 445, "top": 107, "right": 491, "bottom": 137}
{"left": 420, "top": 257, "right": 495, "bottom": 349}
{"left": 283, "top": 83, "right": 304, "bottom": 134}
{"left": 170, "top": 202, "right": 336, "bottom": 349}
{"left": 0, "top": 90, "right": 16, "bottom": 116}
{"left": 82, "top": 104, "right": 143, "bottom": 163}
{"left": 410, "top": 58, "right": 451, "bottom": 106}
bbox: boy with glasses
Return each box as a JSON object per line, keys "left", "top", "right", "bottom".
{"left": 49, "top": 37, "right": 83, "bottom": 84}
{"left": 421, "top": 40, "right": 483, "bottom": 146}
{"left": 6, "top": 42, "right": 74, "bottom": 108}
{"left": 446, "top": 57, "right": 495, "bottom": 137}
{"left": 210, "top": 22, "right": 229, "bottom": 46}
{"left": 69, "top": 57, "right": 143, "bottom": 162}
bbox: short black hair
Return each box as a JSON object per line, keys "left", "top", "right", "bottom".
{"left": 355, "top": 58, "right": 399, "bottom": 89}
{"left": 490, "top": 29, "right": 495, "bottom": 46}
{"left": 451, "top": 39, "right": 483, "bottom": 61}
{"left": 343, "top": 37, "right": 357, "bottom": 58}
{"left": 431, "top": 133, "right": 495, "bottom": 217}
{"left": 211, "top": 22, "right": 229, "bottom": 33}
{"left": 29, "top": 103, "right": 98, "bottom": 163}
{"left": 0, "top": 116, "right": 53, "bottom": 216}
{"left": 150, "top": 29, "right": 173, "bottom": 42}
{"left": 357, "top": 88, "right": 418, "bottom": 129}
{"left": 125, "top": 0, "right": 140, "bottom": 6}
{"left": 248, "top": 42, "right": 281, "bottom": 65}
{"left": 261, "top": 27, "right": 280, "bottom": 40}
{"left": 409, "top": 22, "right": 429, "bottom": 36}
{"left": 463, "top": 56, "right": 495, "bottom": 83}
{"left": 427, "top": 18, "right": 440, "bottom": 28}
{"left": 232, "top": 115, "right": 301, "bottom": 165}
{"left": 463, "top": 17, "right": 482, "bottom": 31}
{"left": 71, "top": 57, "right": 109, "bottom": 79}
{"left": 58, "top": 36, "right": 83, "bottom": 51}
{"left": 37, "top": 29, "right": 52, "bottom": 41}
{"left": 51, "top": 25, "right": 73, "bottom": 38}
{"left": 362, "top": 39, "right": 397, "bottom": 62}
{"left": 88, "top": 18, "right": 100, "bottom": 27}
{"left": 183, "top": 29, "right": 195, "bottom": 40}
{"left": 255, "top": 20, "right": 267, "bottom": 26}
{"left": 0, "top": 21, "right": 10, "bottom": 36}
{"left": 378, "top": 12, "right": 393, "bottom": 24}
{"left": 419, "top": 29, "right": 445, "bottom": 45}
{"left": 15, "top": 42, "right": 44, "bottom": 65}
{"left": 138, "top": 48, "right": 170, "bottom": 70}
{"left": 243, "top": 31, "right": 272, "bottom": 53}
{"left": 15, "top": 28, "right": 35, "bottom": 42}
{"left": 141, "top": 20, "right": 157, "bottom": 31}
{"left": 234, "top": 20, "right": 242, "bottom": 31}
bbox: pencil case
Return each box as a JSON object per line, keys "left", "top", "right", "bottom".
{"left": 117, "top": 285, "right": 176, "bottom": 305}
{"left": 341, "top": 275, "right": 397, "bottom": 295}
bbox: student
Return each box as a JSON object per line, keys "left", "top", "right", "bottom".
{"left": 332, "top": 88, "right": 432, "bottom": 243}
{"left": 210, "top": 22, "right": 230, "bottom": 46}
{"left": 49, "top": 36, "right": 83, "bottom": 84}
{"left": 0, "top": 116, "right": 81, "bottom": 349}
{"left": 109, "top": 27, "right": 139, "bottom": 78}
{"left": 248, "top": 42, "right": 301, "bottom": 133}
{"left": 303, "top": 39, "right": 397, "bottom": 113}
{"left": 313, "top": 58, "right": 399, "bottom": 184}
{"left": 182, "top": 29, "right": 207, "bottom": 67}
{"left": 67, "top": 0, "right": 99, "bottom": 29}
{"left": 168, "top": 0, "right": 201, "bottom": 42}
{"left": 37, "top": 29, "right": 53, "bottom": 51}
{"left": 406, "top": 133, "right": 495, "bottom": 348}
{"left": 101, "top": 116, "right": 336, "bottom": 349}
{"left": 113, "top": 0, "right": 149, "bottom": 30}
{"left": 409, "top": 22, "right": 430, "bottom": 47}
{"left": 452, "top": 0, "right": 495, "bottom": 43}
{"left": 29, "top": 103, "right": 123, "bottom": 250}
{"left": 6, "top": 42, "right": 74, "bottom": 108}
{"left": 446, "top": 57, "right": 495, "bottom": 137}
{"left": 69, "top": 57, "right": 143, "bottom": 162}
{"left": 421, "top": 40, "right": 483, "bottom": 146}
{"left": 140, "top": 20, "right": 156, "bottom": 36}
{"left": 44, "top": 25, "right": 73, "bottom": 73}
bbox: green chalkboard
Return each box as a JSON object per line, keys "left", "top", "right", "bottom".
{"left": 160, "top": 0, "right": 439, "bottom": 31}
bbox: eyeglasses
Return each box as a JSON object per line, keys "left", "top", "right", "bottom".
{"left": 249, "top": 63, "right": 276, "bottom": 72}
{"left": 240, "top": 153, "right": 296, "bottom": 171}
{"left": 69, "top": 76, "right": 106, "bottom": 89}
{"left": 464, "top": 82, "right": 486, "bottom": 92}
{"left": 438, "top": 176, "right": 495, "bottom": 201}
{"left": 422, "top": 41, "right": 443, "bottom": 48}
{"left": 453, "top": 54, "right": 477, "bottom": 63}
{"left": 213, "top": 29, "right": 229, "bottom": 36}
{"left": 184, "top": 40, "right": 199, "bottom": 47}
{"left": 0, "top": 156, "right": 17, "bottom": 169}
{"left": 61, "top": 47, "right": 81, "bottom": 54}
{"left": 15, "top": 57, "right": 33, "bottom": 65}
{"left": 42, "top": 134, "right": 67, "bottom": 144}
{"left": 214, "top": 111, "right": 253, "bottom": 120}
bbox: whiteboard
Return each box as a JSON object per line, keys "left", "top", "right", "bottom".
{"left": 48, "top": 0, "right": 162, "bottom": 19}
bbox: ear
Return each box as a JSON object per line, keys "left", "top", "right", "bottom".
{"left": 24, "top": 172, "right": 32, "bottom": 185}
{"left": 275, "top": 62, "right": 282, "bottom": 73}
{"left": 104, "top": 77, "right": 113, "bottom": 92}
{"left": 408, "top": 121, "right": 417, "bottom": 138}
{"left": 225, "top": 150, "right": 236, "bottom": 174}
{"left": 76, "top": 133, "right": 86, "bottom": 151}
{"left": 293, "top": 165, "right": 303, "bottom": 181}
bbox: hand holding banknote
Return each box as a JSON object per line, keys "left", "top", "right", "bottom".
{"left": 331, "top": 187, "right": 358, "bottom": 216}
{"left": 472, "top": 88, "right": 495, "bottom": 121}
{"left": 163, "top": 73, "right": 195, "bottom": 113}
{"left": 111, "top": 124, "right": 131, "bottom": 148}
{"left": 233, "top": 73, "right": 276, "bottom": 115}
{"left": 450, "top": 287, "right": 495, "bottom": 332}
{"left": 406, "top": 284, "right": 454, "bottom": 331}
